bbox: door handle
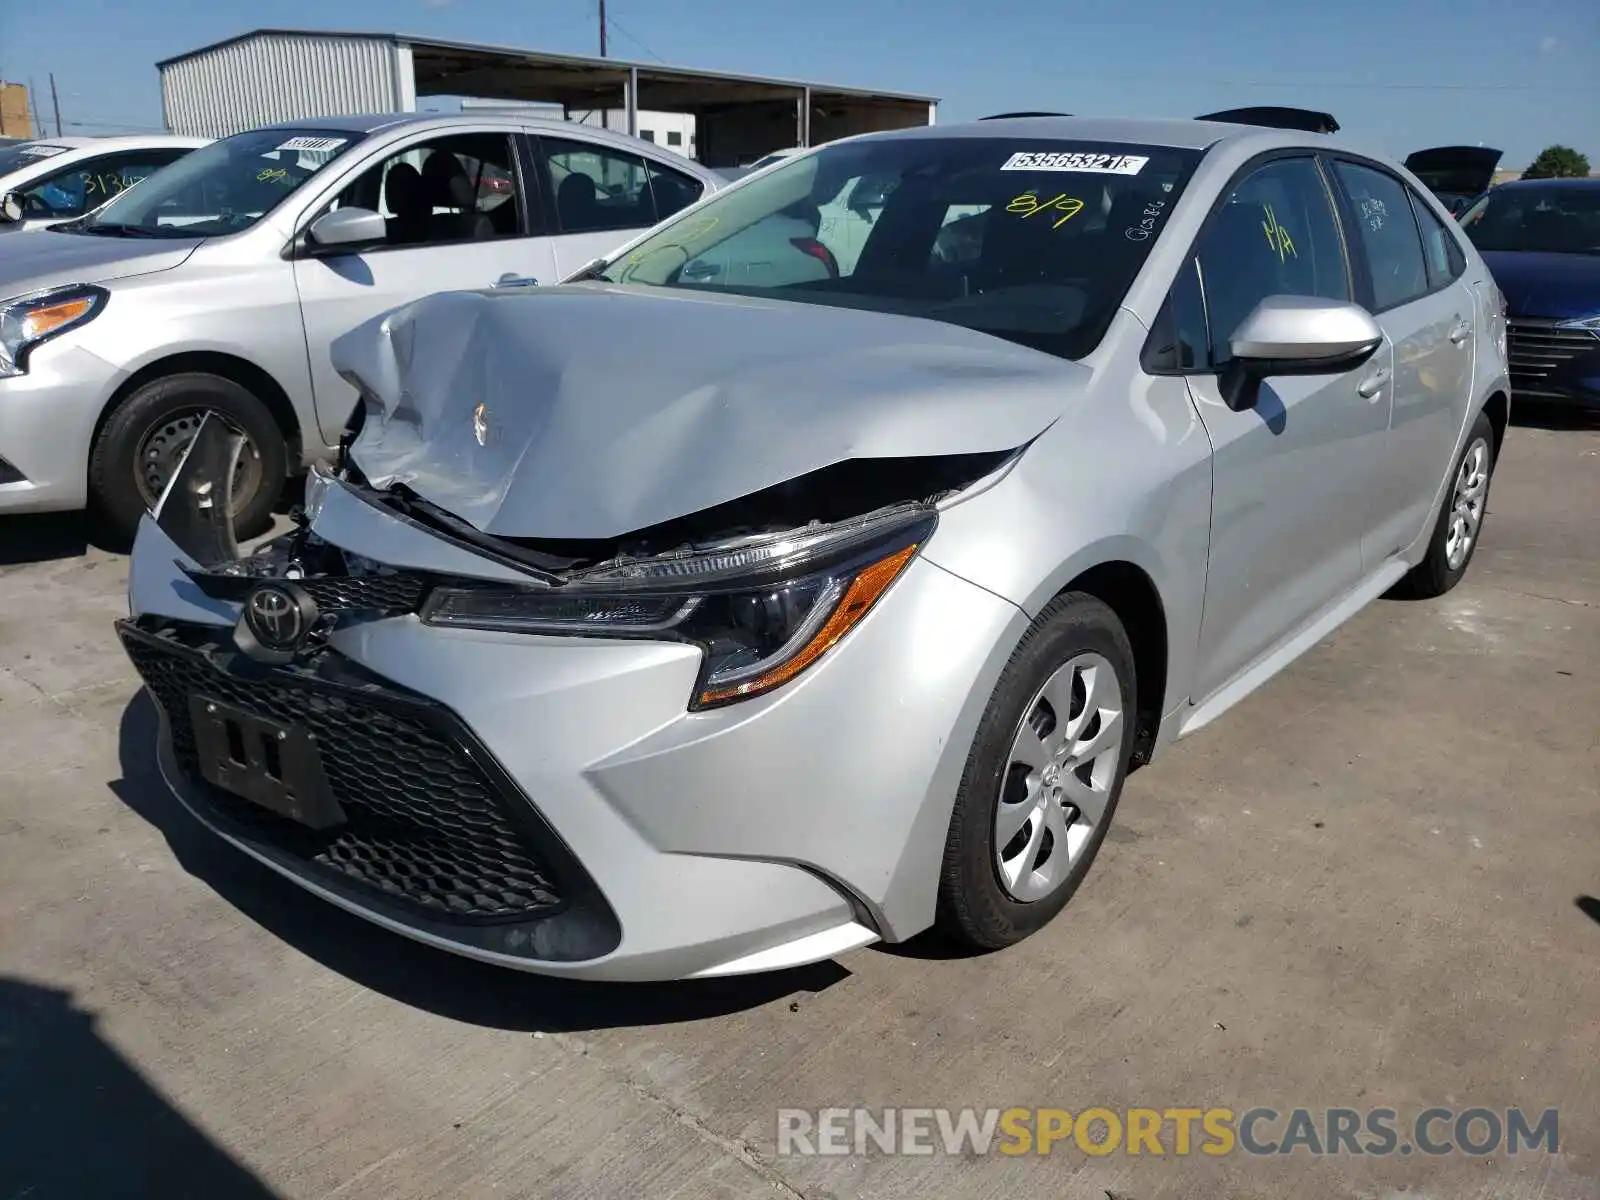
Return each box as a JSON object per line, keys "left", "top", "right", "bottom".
{"left": 493, "top": 273, "right": 539, "bottom": 288}
{"left": 1357, "top": 366, "right": 1390, "bottom": 399}
{"left": 1449, "top": 319, "right": 1472, "bottom": 345}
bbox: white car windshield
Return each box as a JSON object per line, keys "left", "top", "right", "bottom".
{"left": 68, "top": 128, "right": 363, "bottom": 239}
{"left": 597, "top": 136, "right": 1200, "bottom": 360}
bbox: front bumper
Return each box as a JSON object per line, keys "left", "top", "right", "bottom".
{"left": 0, "top": 341, "right": 125, "bottom": 514}
{"left": 122, "top": 505, "right": 1027, "bottom": 981}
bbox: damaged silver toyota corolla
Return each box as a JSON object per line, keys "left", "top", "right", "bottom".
{"left": 118, "top": 116, "right": 1508, "bottom": 980}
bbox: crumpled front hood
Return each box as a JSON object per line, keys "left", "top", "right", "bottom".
{"left": 1480, "top": 250, "right": 1600, "bottom": 322}
{"left": 332, "top": 284, "right": 1085, "bottom": 539}
{"left": 0, "top": 228, "right": 201, "bottom": 300}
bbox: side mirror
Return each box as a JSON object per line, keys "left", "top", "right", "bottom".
{"left": 0, "top": 193, "right": 22, "bottom": 224}
{"left": 1219, "top": 295, "right": 1383, "bottom": 412}
{"left": 305, "top": 206, "right": 386, "bottom": 254}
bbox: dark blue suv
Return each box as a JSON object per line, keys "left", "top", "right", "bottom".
{"left": 1460, "top": 178, "right": 1600, "bottom": 408}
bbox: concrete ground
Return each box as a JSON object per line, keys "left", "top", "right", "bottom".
{"left": 1, "top": 409, "right": 1597, "bottom": 1200}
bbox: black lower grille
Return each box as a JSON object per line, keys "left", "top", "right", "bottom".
{"left": 121, "top": 623, "right": 563, "bottom": 923}
{"left": 1507, "top": 319, "right": 1600, "bottom": 395}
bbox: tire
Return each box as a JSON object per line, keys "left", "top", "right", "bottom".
{"left": 1391, "top": 410, "right": 1496, "bottom": 600}
{"left": 936, "top": 593, "right": 1138, "bottom": 951}
{"left": 89, "top": 372, "right": 288, "bottom": 545}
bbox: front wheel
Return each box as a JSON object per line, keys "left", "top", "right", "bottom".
{"left": 936, "top": 593, "right": 1137, "bottom": 951}
{"left": 1391, "top": 410, "right": 1496, "bottom": 600}
{"left": 89, "top": 372, "right": 287, "bottom": 544}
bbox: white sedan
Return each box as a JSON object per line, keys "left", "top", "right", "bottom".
{"left": 0, "top": 134, "right": 210, "bottom": 233}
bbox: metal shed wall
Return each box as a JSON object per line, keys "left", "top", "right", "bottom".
{"left": 161, "top": 33, "right": 415, "bottom": 137}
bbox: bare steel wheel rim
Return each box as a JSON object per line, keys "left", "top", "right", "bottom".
{"left": 994, "top": 651, "right": 1124, "bottom": 903}
{"left": 1444, "top": 437, "right": 1489, "bottom": 571}
{"left": 134, "top": 409, "right": 262, "bottom": 514}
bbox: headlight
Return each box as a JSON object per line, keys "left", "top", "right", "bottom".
{"left": 0, "top": 284, "right": 108, "bottom": 377}
{"left": 421, "top": 505, "right": 934, "bottom": 708}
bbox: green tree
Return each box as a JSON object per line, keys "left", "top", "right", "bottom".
{"left": 1522, "top": 145, "right": 1590, "bottom": 179}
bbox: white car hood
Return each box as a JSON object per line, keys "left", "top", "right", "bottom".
{"left": 0, "top": 229, "right": 201, "bottom": 299}
{"left": 332, "top": 283, "right": 1084, "bottom": 539}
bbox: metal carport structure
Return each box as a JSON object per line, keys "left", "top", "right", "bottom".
{"left": 158, "top": 30, "right": 938, "bottom": 167}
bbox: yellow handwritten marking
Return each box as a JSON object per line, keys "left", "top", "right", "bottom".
{"left": 627, "top": 215, "right": 719, "bottom": 265}
{"left": 257, "top": 167, "right": 288, "bottom": 183}
{"left": 1261, "top": 204, "right": 1296, "bottom": 261}
{"left": 1007, "top": 192, "right": 1085, "bottom": 229}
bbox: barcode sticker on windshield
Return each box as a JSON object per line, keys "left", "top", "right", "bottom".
{"left": 19, "top": 145, "right": 68, "bottom": 158}
{"left": 276, "top": 136, "right": 346, "bottom": 153}
{"left": 1001, "top": 151, "right": 1149, "bottom": 175}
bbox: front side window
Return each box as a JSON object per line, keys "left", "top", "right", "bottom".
{"left": 1332, "top": 160, "right": 1431, "bottom": 311}
{"left": 597, "top": 137, "right": 1201, "bottom": 361}
{"left": 324, "top": 132, "right": 523, "bottom": 246}
{"left": 1459, "top": 184, "right": 1600, "bottom": 255}
{"left": 1196, "top": 157, "right": 1350, "bottom": 365}
{"left": 74, "top": 128, "right": 362, "bottom": 237}
{"left": 18, "top": 149, "right": 190, "bottom": 220}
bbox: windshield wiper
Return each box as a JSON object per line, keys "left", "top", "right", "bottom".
{"left": 78, "top": 222, "right": 163, "bottom": 239}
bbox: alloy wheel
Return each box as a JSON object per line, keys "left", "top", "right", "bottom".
{"left": 993, "top": 651, "right": 1124, "bottom": 903}
{"left": 1444, "top": 437, "right": 1490, "bottom": 571}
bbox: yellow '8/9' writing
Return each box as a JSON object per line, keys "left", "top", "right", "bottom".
{"left": 1007, "top": 192, "right": 1085, "bottom": 229}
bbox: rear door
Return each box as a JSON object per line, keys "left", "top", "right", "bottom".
{"left": 1328, "top": 158, "right": 1477, "bottom": 563}
{"left": 531, "top": 133, "right": 710, "bottom": 277}
{"left": 1180, "top": 154, "right": 1392, "bottom": 702}
{"left": 292, "top": 128, "right": 557, "bottom": 445}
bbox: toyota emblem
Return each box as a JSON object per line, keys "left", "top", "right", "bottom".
{"left": 243, "top": 583, "right": 315, "bottom": 653}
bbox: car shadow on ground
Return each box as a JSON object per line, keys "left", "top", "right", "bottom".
{"left": 108, "top": 691, "right": 849, "bottom": 1031}
{"left": 0, "top": 511, "right": 108, "bottom": 566}
{"left": 1509, "top": 400, "right": 1600, "bottom": 431}
{"left": 1578, "top": 896, "right": 1600, "bottom": 927}
{"left": 0, "top": 975, "right": 281, "bottom": 1200}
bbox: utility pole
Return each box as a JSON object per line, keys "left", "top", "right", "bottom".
{"left": 49, "top": 73, "right": 62, "bottom": 137}
{"left": 28, "top": 77, "right": 44, "bottom": 138}
{"left": 598, "top": 0, "right": 609, "bottom": 129}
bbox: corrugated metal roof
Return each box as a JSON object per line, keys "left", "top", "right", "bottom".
{"left": 156, "top": 28, "right": 940, "bottom": 104}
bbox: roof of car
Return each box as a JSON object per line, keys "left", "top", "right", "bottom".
{"left": 1495, "top": 175, "right": 1600, "bottom": 190}
{"left": 876, "top": 114, "right": 1317, "bottom": 153}
{"left": 12, "top": 134, "right": 209, "bottom": 151}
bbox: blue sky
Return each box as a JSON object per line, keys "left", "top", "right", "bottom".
{"left": 2, "top": 0, "right": 1596, "bottom": 168}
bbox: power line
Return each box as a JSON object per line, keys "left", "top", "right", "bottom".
{"left": 606, "top": 15, "right": 664, "bottom": 63}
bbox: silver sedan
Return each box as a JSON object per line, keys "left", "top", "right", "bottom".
{"left": 120, "top": 115, "right": 1509, "bottom": 981}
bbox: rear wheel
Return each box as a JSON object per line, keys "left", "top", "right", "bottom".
{"left": 936, "top": 594, "right": 1137, "bottom": 951}
{"left": 89, "top": 372, "right": 287, "bottom": 544}
{"left": 1391, "top": 410, "right": 1495, "bottom": 599}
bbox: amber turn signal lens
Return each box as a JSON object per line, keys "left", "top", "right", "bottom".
{"left": 23, "top": 297, "right": 98, "bottom": 340}
{"left": 697, "top": 542, "right": 919, "bottom": 706}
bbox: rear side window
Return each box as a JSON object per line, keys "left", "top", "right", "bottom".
{"left": 1410, "top": 191, "right": 1466, "bottom": 289}
{"left": 541, "top": 138, "right": 704, "bottom": 232}
{"left": 1332, "top": 160, "right": 1431, "bottom": 311}
{"left": 1195, "top": 156, "right": 1350, "bottom": 367}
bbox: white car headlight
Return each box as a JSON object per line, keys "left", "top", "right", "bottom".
{"left": 0, "top": 284, "right": 108, "bottom": 377}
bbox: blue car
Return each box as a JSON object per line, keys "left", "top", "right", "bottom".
{"left": 1460, "top": 178, "right": 1600, "bottom": 408}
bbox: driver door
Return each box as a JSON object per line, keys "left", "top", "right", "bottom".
{"left": 291, "top": 130, "right": 557, "bottom": 446}
{"left": 1182, "top": 155, "right": 1394, "bottom": 702}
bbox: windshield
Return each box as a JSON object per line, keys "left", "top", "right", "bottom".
{"left": 0, "top": 142, "right": 71, "bottom": 180}
{"left": 77, "top": 128, "right": 362, "bottom": 237}
{"left": 1460, "top": 185, "right": 1600, "bottom": 255}
{"left": 597, "top": 136, "right": 1200, "bottom": 360}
